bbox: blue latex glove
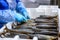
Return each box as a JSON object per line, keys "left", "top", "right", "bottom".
{"left": 0, "top": 0, "right": 29, "bottom": 28}
{"left": 13, "top": 11, "right": 27, "bottom": 22}
{"left": 0, "top": 10, "right": 27, "bottom": 28}
{"left": 16, "top": 2, "right": 30, "bottom": 20}
{"left": 7, "top": 0, "right": 30, "bottom": 20}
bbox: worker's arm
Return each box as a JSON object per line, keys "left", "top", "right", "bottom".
{"left": 16, "top": 0, "right": 30, "bottom": 20}
{"left": 0, "top": 0, "right": 9, "bottom": 10}
{"left": 0, "top": 0, "right": 29, "bottom": 29}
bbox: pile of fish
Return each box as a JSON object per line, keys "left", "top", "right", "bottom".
{"left": 0, "top": 15, "right": 58, "bottom": 40}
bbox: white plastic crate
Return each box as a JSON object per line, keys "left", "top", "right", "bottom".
{"left": 27, "top": 5, "right": 58, "bottom": 19}
{"left": 0, "top": 5, "right": 58, "bottom": 40}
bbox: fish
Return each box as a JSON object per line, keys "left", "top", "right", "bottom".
{"left": 28, "top": 34, "right": 57, "bottom": 40}
{"left": 36, "top": 15, "right": 57, "bottom": 19}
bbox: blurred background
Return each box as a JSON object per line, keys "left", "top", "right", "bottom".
{"left": 21, "top": 0, "right": 58, "bottom": 8}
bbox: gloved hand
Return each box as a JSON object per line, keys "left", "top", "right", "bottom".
{"left": 13, "top": 12, "right": 27, "bottom": 22}
{"left": 0, "top": 0, "right": 30, "bottom": 28}
{"left": 7, "top": 0, "right": 30, "bottom": 20}
{"left": 16, "top": 2, "right": 30, "bottom": 20}
{"left": 0, "top": 10, "right": 27, "bottom": 28}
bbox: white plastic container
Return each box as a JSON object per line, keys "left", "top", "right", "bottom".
{"left": 27, "top": 5, "right": 58, "bottom": 19}
{"left": 0, "top": 5, "right": 58, "bottom": 40}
